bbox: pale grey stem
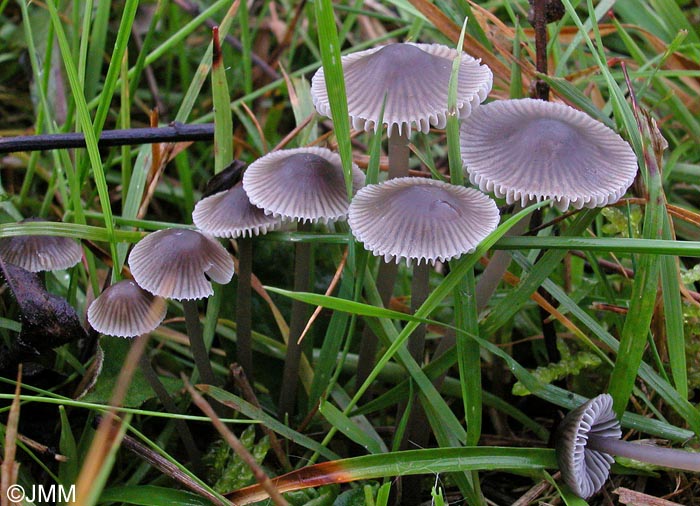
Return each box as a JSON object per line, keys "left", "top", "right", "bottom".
{"left": 588, "top": 435, "right": 700, "bottom": 472}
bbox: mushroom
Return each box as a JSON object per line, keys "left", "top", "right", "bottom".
{"left": 243, "top": 146, "right": 364, "bottom": 416}
{"left": 348, "top": 177, "right": 500, "bottom": 266}
{"left": 555, "top": 393, "right": 700, "bottom": 499}
{"left": 192, "top": 179, "right": 282, "bottom": 381}
{"left": 0, "top": 219, "right": 82, "bottom": 272}
{"left": 87, "top": 278, "right": 202, "bottom": 471}
{"left": 311, "top": 42, "right": 493, "bottom": 389}
{"left": 87, "top": 279, "right": 166, "bottom": 338}
{"left": 460, "top": 98, "right": 639, "bottom": 314}
{"left": 128, "top": 228, "right": 234, "bottom": 385}
{"left": 460, "top": 98, "right": 638, "bottom": 212}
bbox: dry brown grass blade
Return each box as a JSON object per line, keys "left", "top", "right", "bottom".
{"left": 614, "top": 487, "right": 684, "bottom": 506}
{"left": 73, "top": 334, "right": 150, "bottom": 505}
{"left": 1, "top": 366, "right": 22, "bottom": 506}
{"left": 297, "top": 247, "right": 348, "bottom": 344}
{"left": 407, "top": 0, "right": 515, "bottom": 91}
{"left": 185, "top": 377, "right": 289, "bottom": 506}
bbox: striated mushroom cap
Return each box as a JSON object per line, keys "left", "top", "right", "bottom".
{"left": 0, "top": 220, "right": 82, "bottom": 272}
{"left": 128, "top": 228, "right": 234, "bottom": 300}
{"left": 348, "top": 177, "right": 499, "bottom": 265}
{"left": 460, "top": 99, "right": 638, "bottom": 211}
{"left": 311, "top": 42, "right": 493, "bottom": 137}
{"left": 555, "top": 394, "right": 622, "bottom": 499}
{"left": 242, "top": 147, "right": 365, "bottom": 224}
{"left": 87, "top": 280, "right": 167, "bottom": 338}
{"left": 192, "top": 182, "right": 282, "bottom": 238}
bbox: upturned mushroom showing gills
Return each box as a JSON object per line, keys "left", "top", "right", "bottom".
{"left": 0, "top": 220, "right": 82, "bottom": 272}
{"left": 87, "top": 279, "right": 166, "bottom": 338}
{"left": 555, "top": 393, "right": 700, "bottom": 499}
{"left": 128, "top": 228, "right": 234, "bottom": 385}
{"left": 460, "top": 98, "right": 638, "bottom": 211}
{"left": 348, "top": 177, "right": 499, "bottom": 265}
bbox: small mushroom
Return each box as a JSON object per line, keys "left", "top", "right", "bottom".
{"left": 128, "top": 228, "right": 234, "bottom": 301}
{"left": 0, "top": 220, "right": 82, "bottom": 272}
{"left": 242, "top": 146, "right": 365, "bottom": 224}
{"left": 460, "top": 98, "right": 638, "bottom": 211}
{"left": 243, "top": 146, "right": 364, "bottom": 417}
{"left": 555, "top": 393, "right": 700, "bottom": 499}
{"left": 192, "top": 182, "right": 282, "bottom": 239}
{"left": 348, "top": 177, "right": 499, "bottom": 265}
{"left": 128, "top": 228, "right": 234, "bottom": 385}
{"left": 87, "top": 280, "right": 167, "bottom": 338}
{"left": 192, "top": 181, "right": 282, "bottom": 381}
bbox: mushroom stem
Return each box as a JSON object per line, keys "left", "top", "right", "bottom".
{"left": 278, "top": 222, "right": 312, "bottom": 418}
{"left": 182, "top": 299, "right": 218, "bottom": 386}
{"left": 475, "top": 204, "right": 530, "bottom": 312}
{"left": 587, "top": 435, "right": 700, "bottom": 472}
{"left": 236, "top": 236, "right": 254, "bottom": 381}
{"left": 356, "top": 126, "right": 409, "bottom": 392}
{"left": 533, "top": 0, "right": 550, "bottom": 101}
{"left": 387, "top": 128, "right": 410, "bottom": 179}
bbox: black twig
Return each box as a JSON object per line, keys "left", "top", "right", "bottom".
{"left": 0, "top": 123, "right": 215, "bottom": 153}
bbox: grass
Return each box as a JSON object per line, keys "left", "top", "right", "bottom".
{"left": 1, "top": 0, "right": 700, "bottom": 505}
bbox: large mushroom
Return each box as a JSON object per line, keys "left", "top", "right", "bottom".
{"left": 243, "top": 146, "right": 364, "bottom": 416}
{"left": 555, "top": 393, "right": 700, "bottom": 499}
{"left": 128, "top": 228, "right": 234, "bottom": 385}
{"left": 460, "top": 98, "right": 638, "bottom": 212}
{"left": 460, "top": 98, "right": 639, "bottom": 313}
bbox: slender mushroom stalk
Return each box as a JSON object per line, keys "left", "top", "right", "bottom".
{"left": 243, "top": 147, "right": 364, "bottom": 417}
{"left": 311, "top": 42, "right": 493, "bottom": 391}
{"left": 192, "top": 178, "right": 282, "bottom": 381}
{"left": 556, "top": 393, "right": 700, "bottom": 499}
{"left": 128, "top": 228, "right": 234, "bottom": 386}
{"left": 87, "top": 279, "right": 203, "bottom": 474}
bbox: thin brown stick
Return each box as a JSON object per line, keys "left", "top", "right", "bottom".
{"left": 184, "top": 376, "right": 289, "bottom": 506}
{"left": 230, "top": 365, "right": 291, "bottom": 471}
{"left": 120, "top": 432, "right": 230, "bottom": 506}
{"left": 1, "top": 366, "right": 22, "bottom": 506}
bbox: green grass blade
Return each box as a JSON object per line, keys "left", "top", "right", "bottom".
{"left": 314, "top": 0, "right": 353, "bottom": 199}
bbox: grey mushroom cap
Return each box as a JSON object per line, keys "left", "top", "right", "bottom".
{"left": 192, "top": 182, "right": 282, "bottom": 238}
{"left": 87, "top": 280, "right": 167, "bottom": 338}
{"left": 311, "top": 42, "right": 493, "bottom": 136}
{"left": 555, "top": 394, "right": 622, "bottom": 499}
{"left": 128, "top": 228, "right": 234, "bottom": 300}
{"left": 348, "top": 177, "right": 500, "bottom": 265}
{"left": 0, "top": 225, "right": 82, "bottom": 272}
{"left": 460, "top": 99, "right": 639, "bottom": 211}
{"left": 242, "top": 147, "right": 365, "bottom": 223}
